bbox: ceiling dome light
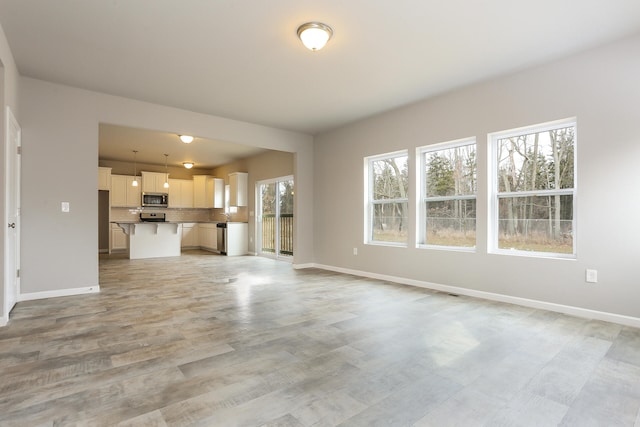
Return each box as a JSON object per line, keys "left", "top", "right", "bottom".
{"left": 297, "top": 22, "right": 333, "bottom": 51}
{"left": 179, "top": 135, "right": 194, "bottom": 144}
{"left": 183, "top": 162, "right": 194, "bottom": 169}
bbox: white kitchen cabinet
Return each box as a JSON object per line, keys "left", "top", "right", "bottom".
{"left": 141, "top": 171, "right": 168, "bottom": 193}
{"left": 229, "top": 172, "right": 248, "bottom": 207}
{"left": 181, "top": 223, "right": 199, "bottom": 248}
{"left": 111, "top": 175, "right": 141, "bottom": 207}
{"left": 213, "top": 178, "right": 225, "bottom": 208}
{"left": 193, "top": 175, "right": 213, "bottom": 208}
{"left": 110, "top": 223, "right": 128, "bottom": 252}
{"left": 168, "top": 179, "right": 194, "bottom": 208}
{"left": 198, "top": 223, "right": 217, "bottom": 251}
{"left": 98, "top": 167, "right": 111, "bottom": 190}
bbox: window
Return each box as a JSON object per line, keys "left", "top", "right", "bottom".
{"left": 419, "top": 139, "right": 476, "bottom": 249}
{"left": 365, "top": 151, "right": 408, "bottom": 245}
{"left": 490, "top": 119, "right": 576, "bottom": 257}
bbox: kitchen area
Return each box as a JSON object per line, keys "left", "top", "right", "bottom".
{"left": 97, "top": 125, "right": 257, "bottom": 259}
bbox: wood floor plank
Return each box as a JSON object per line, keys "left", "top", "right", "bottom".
{"left": 0, "top": 250, "right": 639, "bottom": 425}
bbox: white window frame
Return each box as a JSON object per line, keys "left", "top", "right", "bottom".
{"left": 417, "top": 137, "right": 476, "bottom": 251}
{"left": 364, "top": 150, "right": 409, "bottom": 247}
{"left": 489, "top": 118, "right": 577, "bottom": 259}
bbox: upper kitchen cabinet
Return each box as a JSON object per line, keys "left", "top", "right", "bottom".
{"left": 111, "top": 175, "right": 141, "bottom": 207}
{"left": 193, "top": 176, "right": 224, "bottom": 208}
{"left": 213, "top": 178, "right": 224, "bottom": 208}
{"left": 168, "top": 179, "right": 194, "bottom": 208}
{"left": 193, "top": 175, "right": 212, "bottom": 208}
{"left": 141, "top": 171, "right": 168, "bottom": 193}
{"left": 229, "top": 172, "right": 248, "bottom": 207}
{"left": 98, "top": 167, "right": 111, "bottom": 190}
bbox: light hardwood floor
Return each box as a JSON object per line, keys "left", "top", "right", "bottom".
{"left": 1, "top": 251, "right": 640, "bottom": 426}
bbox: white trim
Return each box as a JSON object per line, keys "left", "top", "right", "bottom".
{"left": 19, "top": 286, "right": 100, "bottom": 302}
{"left": 0, "top": 314, "right": 7, "bottom": 327}
{"left": 293, "top": 263, "right": 315, "bottom": 269}
{"left": 302, "top": 263, "right": 640, "bottom": 328}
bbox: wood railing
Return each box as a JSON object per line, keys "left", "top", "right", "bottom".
{"left": 262, "top": 214, "right": 293, "bottom": 256}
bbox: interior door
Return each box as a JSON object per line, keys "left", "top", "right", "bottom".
{"left": 4, "top": 106, "right": 21, "bottom": 320}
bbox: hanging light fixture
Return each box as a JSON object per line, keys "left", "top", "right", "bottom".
{"left": 297, "top": 22, "right": 333, "bottom": 51}
{"left": 132, "top": 150, "right": 139, "bottom": 187}
{"left": 183, "top": 162, "right": 194, "bottom": 169}
{"left": 179, "top": 135, "right": 194, "bottom": 144}
{"left": 163, "top": 154, "right": 170, "bottom": 189}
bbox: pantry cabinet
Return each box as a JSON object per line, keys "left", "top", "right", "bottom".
{"left": 111, "top": 175, "right": 141, "bottom": 207}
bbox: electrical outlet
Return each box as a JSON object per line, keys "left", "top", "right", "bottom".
{"left": 586, "top": 269, "right": 598, "bottom": 283}
{"left": 353, "top": 247, "right": 358, "bottom": 255}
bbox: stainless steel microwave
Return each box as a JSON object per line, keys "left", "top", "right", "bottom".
{"left": 142, "top": 192, "right": 168, "bottom": 207}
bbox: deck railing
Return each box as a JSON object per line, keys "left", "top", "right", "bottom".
{"left": 262, "top": 214, "right": 293, "bottom": 256}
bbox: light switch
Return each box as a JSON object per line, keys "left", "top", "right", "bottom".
{"left": 61, "top": 202, "right": 70, "bottom": 213}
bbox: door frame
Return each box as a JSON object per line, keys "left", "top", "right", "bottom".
{"left": 256, "top": 175, "right": 294, "bottom": 261}
{"left": 3, "top": 106, "right": 21, "bottom": 324}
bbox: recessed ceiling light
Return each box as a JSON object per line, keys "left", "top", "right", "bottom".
{"left": 179, "top": 135, "right": 194, "bottom": 143}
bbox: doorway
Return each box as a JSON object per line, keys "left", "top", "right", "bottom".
{"left": 257, "top": 176, "right": 294, "bottom": 260}
{"left": 4, "top": 106, "right": 21, "bottom": 321}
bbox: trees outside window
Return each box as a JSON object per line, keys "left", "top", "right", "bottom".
{"left": 491, "top": 120, "right": 576, "bottom": 256}
{"left": 419, "top": 139, "right": 476, "bottom": 248}
{"left": 366, "top": 151, "right": 408, "bottom": 245}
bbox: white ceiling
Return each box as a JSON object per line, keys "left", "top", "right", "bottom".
{"left": 1, "top": 1, "right": 640, "bottom": 138}
{"left": 99, "top": 124, "right": 268, "bottom": 169}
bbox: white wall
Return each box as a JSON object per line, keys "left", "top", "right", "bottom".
{"left": 0, "top": 22, "right": 21, "bottom": 322}
{"left": 19, "top": 77, "right": 313, "bottom": 296}
{"left": 314, "top": 34, "right": 640, "bottom": 319}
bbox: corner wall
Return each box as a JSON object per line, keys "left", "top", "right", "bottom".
{"left": 313, "top": 33, "right": 640, "bottom": 319}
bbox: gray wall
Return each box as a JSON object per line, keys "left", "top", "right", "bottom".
{"left": 19, "top": 77, "right": 313, "bottom": 296}
{"left": 314, "top": 33, "right": 640, "bottom": 318}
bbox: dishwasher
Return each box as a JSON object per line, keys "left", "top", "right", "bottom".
{"left": 216, "top": 222, "right": 227, "bottom": 255}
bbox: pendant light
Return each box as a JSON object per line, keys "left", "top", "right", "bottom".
{"left": 132, "top": 150, "right": 139, "bottom": 187}
{"left": 163, "top": 154, "right": 170, "bottom": 189}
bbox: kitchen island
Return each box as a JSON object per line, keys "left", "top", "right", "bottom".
{"left": 113, "top": 222, "right": 182, "bottom": 259}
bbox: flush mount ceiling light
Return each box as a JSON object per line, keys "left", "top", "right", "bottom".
{"left": 183, "top": 162, "right": 194, "bottom": 169}
{"left": 297, "top": 22, "right": 333, "bottom": 51}
{"left": 179, "top": 135, "right": 194, "bottom": 144}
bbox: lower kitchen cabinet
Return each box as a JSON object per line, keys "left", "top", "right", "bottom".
{"left": 198, "top": 223, "right": 217, "bottom": 251}
{"left": 181, "top": 223, "right": 199, "bottom": 248}
{"left": 110, "top": 224, "right": 128, "bottom": 252}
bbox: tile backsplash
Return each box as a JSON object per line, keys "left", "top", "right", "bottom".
{"left": 111, "top": 207, "right": 249, "bottom": 223}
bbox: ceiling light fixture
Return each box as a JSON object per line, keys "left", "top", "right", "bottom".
{"left": 297, "top": 22, "right": 333, "bottom": 51}
{"left": 132, "top": 150, "right": 139, "bottom": 187}
{"left": 163, "top": 154, "right": 170, "bottom": 189}
{"left": 183, "top": 162, "right": 194, "bottom": 169}
{"left": 179, "top": 135, "right": 194, "bottom": 144}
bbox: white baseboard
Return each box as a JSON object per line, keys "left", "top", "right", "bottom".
{"left": 307, "top": 263, "right": 640, "bottom": 328}
{"left": 0, "top": 314, "right": 7, "bottom": 327}
{"left": 293, "top": 263, "right": 315, "bottom": 269}
{"left": 19, "top": 285, "right": 100, "bottom": 302}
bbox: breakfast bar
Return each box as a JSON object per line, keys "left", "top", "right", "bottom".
{"left": 113, "top": 221, "right": 182, "bottom": 259}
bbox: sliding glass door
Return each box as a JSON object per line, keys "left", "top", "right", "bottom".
{"left": 258, "top": 176, "right": 294, "bottom": 260}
